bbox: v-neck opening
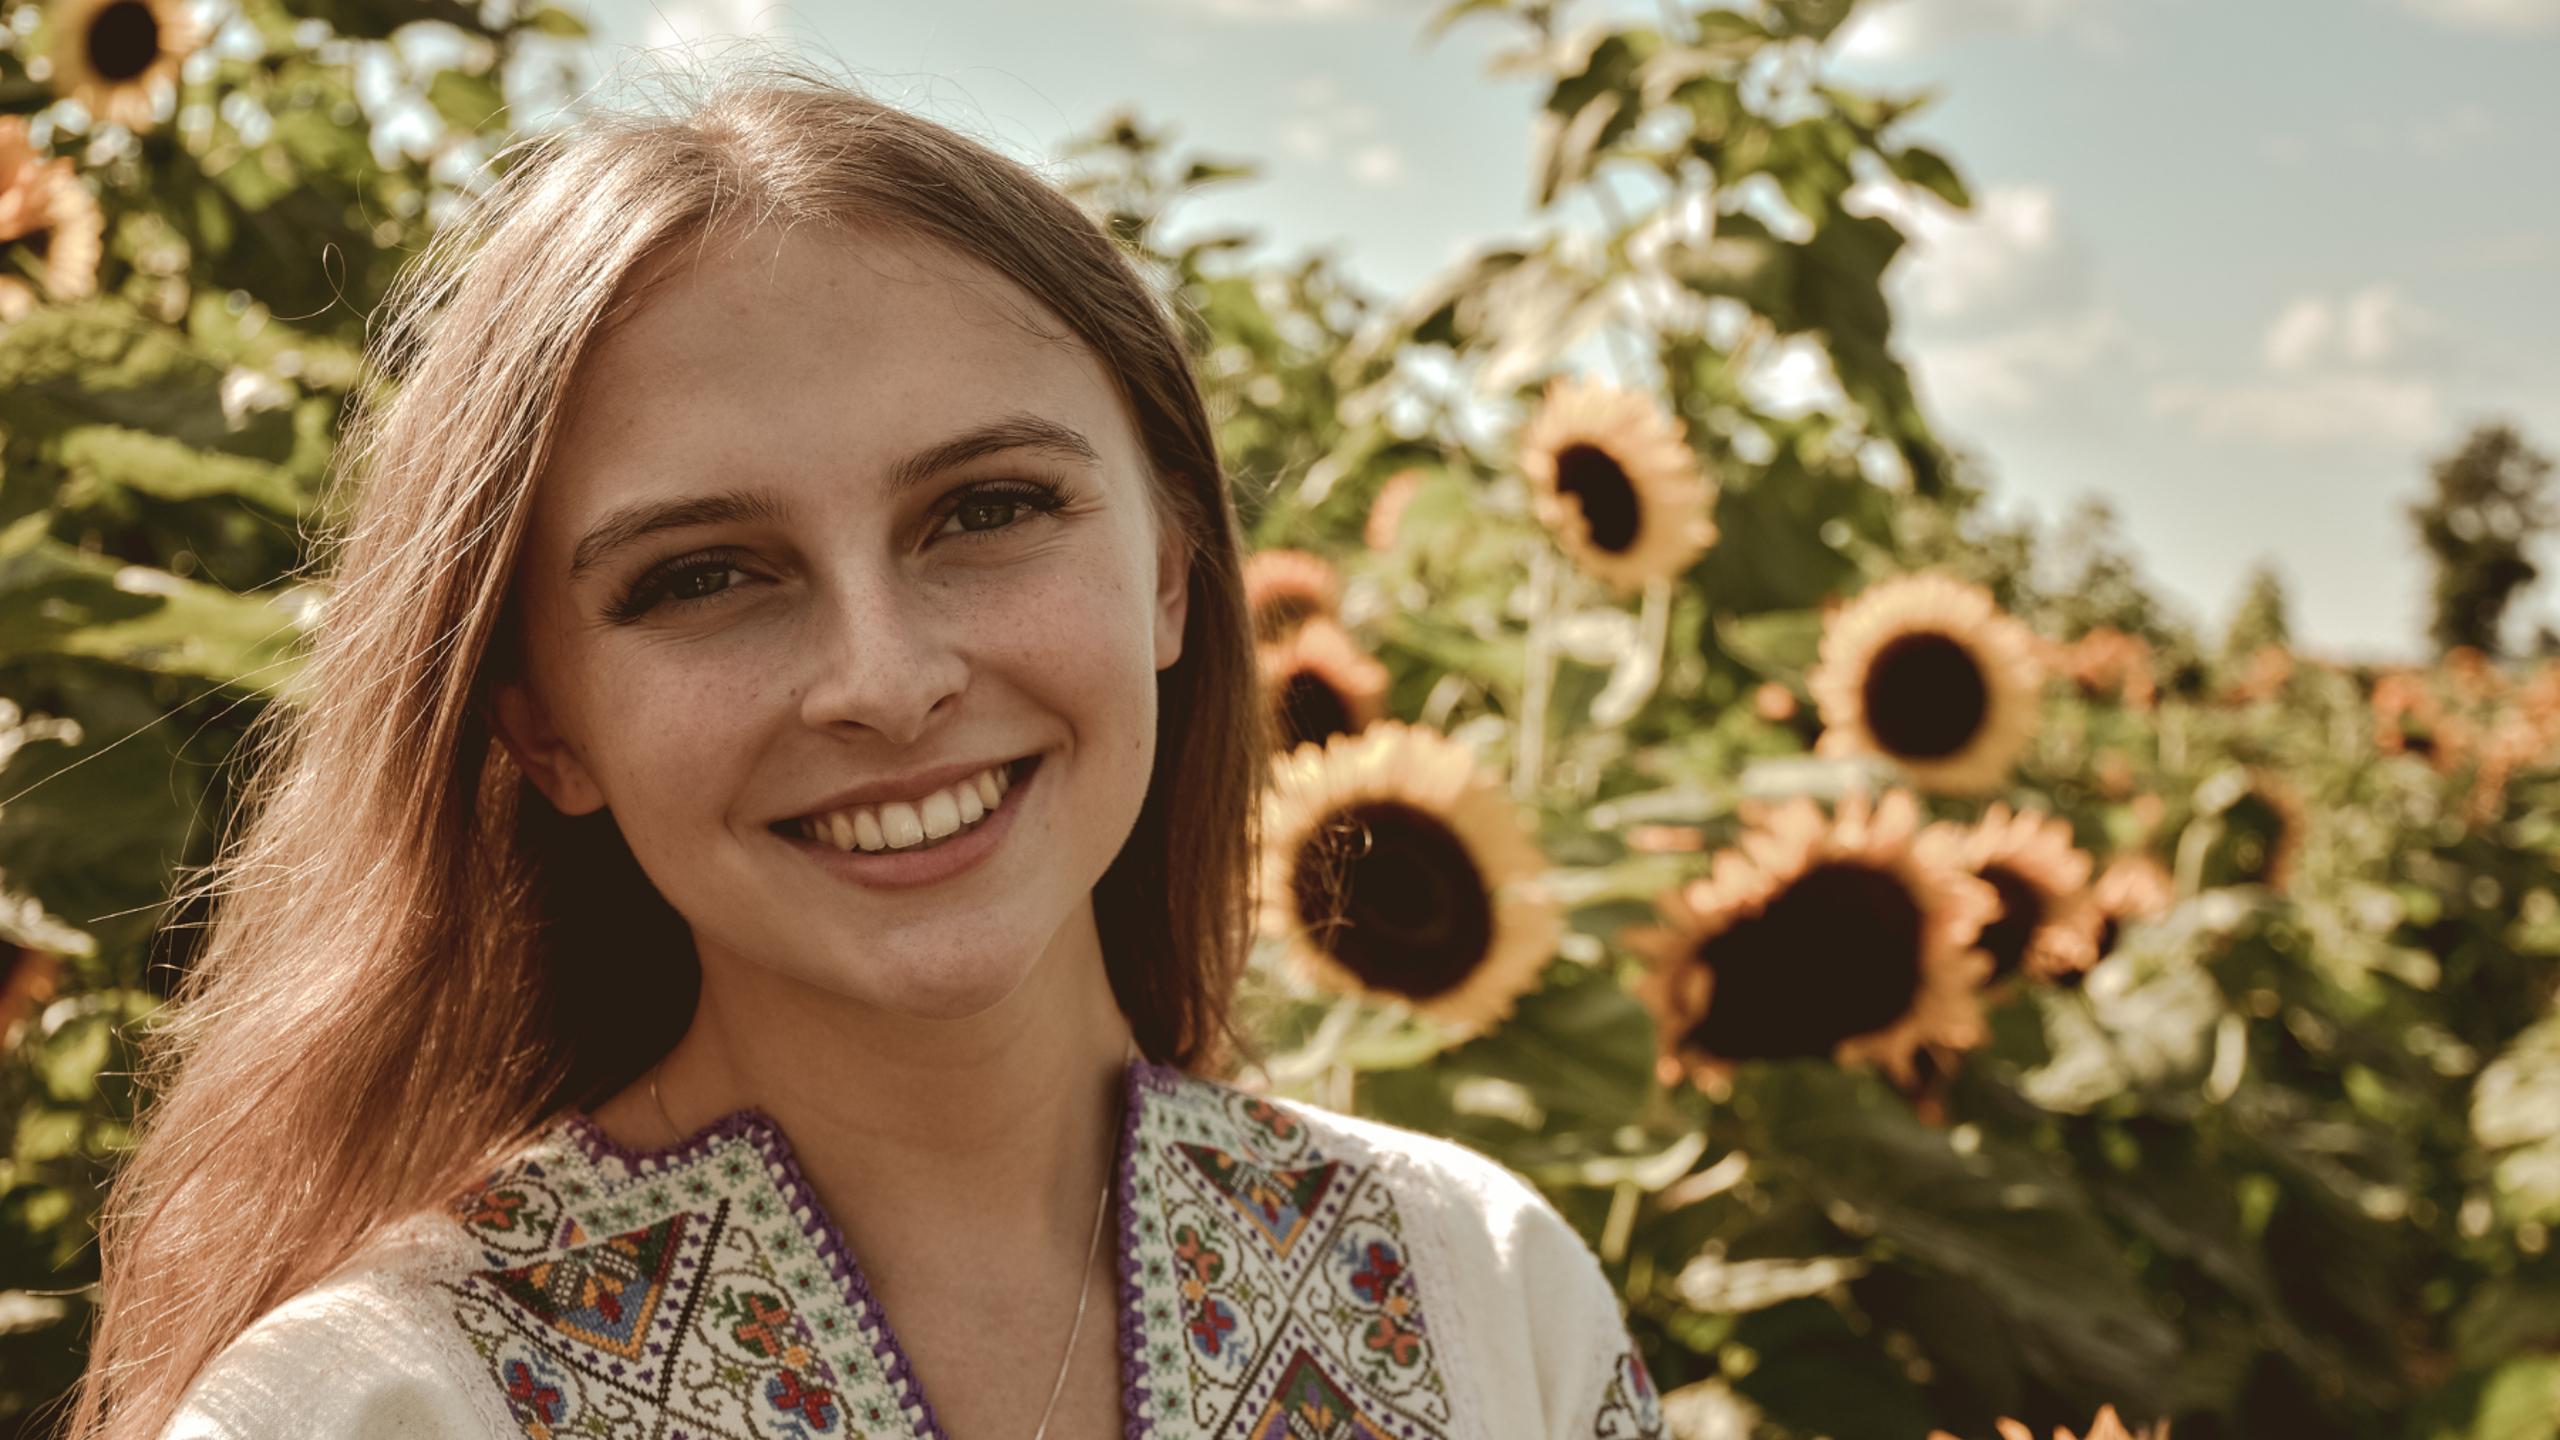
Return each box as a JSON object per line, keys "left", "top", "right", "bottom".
{"left": 549, "top": 1053, "right": 1169, "bottom": 1440}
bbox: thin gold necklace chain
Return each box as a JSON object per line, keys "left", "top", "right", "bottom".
{"left": 647, "top": 1039, "right": 1133, "bottom": 1439}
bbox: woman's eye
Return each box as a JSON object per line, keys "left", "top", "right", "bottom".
{"left": 607, "top": 555, "right": 753, "bottom": 623}
{"left": 938, "top": 480, "right": 1069, "bottom": 541}
{"left": 666, "top": 563, "right": 743, "bottom": 601}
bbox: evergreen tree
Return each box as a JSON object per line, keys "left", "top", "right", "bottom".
{"left": 2409, "top": 421, "right": 2556, "bottom": 657}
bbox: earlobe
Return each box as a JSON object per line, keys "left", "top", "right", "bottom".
{"left": 489, "top": 679, "right": 607, "bottom": 816}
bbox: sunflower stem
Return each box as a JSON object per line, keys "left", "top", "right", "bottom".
{"left": 1599, "top": 1178, "right": 1641, "bottom": 1265}
{"left": 1515, "top": 541, "right": 1560, "bottom": 802}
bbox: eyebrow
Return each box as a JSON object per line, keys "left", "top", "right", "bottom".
{"left": 566, "top": 411, "right": 1102, "bottom": 580}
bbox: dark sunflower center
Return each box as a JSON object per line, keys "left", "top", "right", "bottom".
{"left": 86, "top": 0, "right": 163, "bottom": 83}
{"left": 1973, "top": 863, "right": 2045, "bottom": 982}
{"left": 1552, "top": 443, "right": 1641, "bottom": 553}
{"left": 1275, "top": 671, "right": 1353, "bottom": 752}
{"left": 1253, "top": 594, "right": 1320, "bottom": 645}
{"left": 1288, "top": 799, "right": 1495, "bottom": 1002}
{"left": 2225, "top": 792, "right": 2289, "bottom": 882}
{"left": 1859, "top": 631, "right": 1989, "bottom": 760}
{"left": 1681, "top": 860, "right": 1924, "bottom": 1063}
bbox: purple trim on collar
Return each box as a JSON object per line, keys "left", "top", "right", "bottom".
{"left": 1119, "top": 1055, "right": 1183, "bottom": 1440}
{"left": 554, "top": 1101, "right": 955, "bottom": 1440}
{"left": 552, "top": 1052, "right": 1172, "bottom": 1440}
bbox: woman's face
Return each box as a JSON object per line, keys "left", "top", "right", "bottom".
{"left": 491, "top": 222, "right": 1188, "bottom": 1021}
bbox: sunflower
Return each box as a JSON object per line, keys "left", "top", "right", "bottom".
{"left": 1895, "top": 1040, "right": 1964, "bottom": 1127}
{"left": 1931, "top": 1406, "right": 2166, "bottom": 1440}
{"left": 1257, "top": 720, "right": 1562, "bottom": 1040}
{"left": 1516, "top": 373, "right": 1718, "bottom": 598}
{"left": 1922, "top": 801, "right": 2102, "bottom": 988}
{"left": 0, "top": 947, "right": 65, "bottom": 1044}
{"left": 1364, "top": 467, "right": 1426, "bottom": 553}
{"left": 1259, "top": 615, "right": 1389, "bottom": 755}
{"left": 1751, "top": 681, "right": 1798, "bottom": 723}
{"left": 1624, "top": 786, "right": 1997, "bottom": 1091}
{"left": 2063, "top": 852, "right": 2175, "bottom": 987}
{"left": 2372, "top": 671, "right": 2469, "bottom": 773}
{"left": 1625, "top": 823, "right": 1706, "bottom": 854}
{"left": 0, "top": 119, "right": 105, "bottom": 322}
{"left": 1808, "top": 573, "right": 2044, "bottom": 795}
{"left": 44, "top": 0, "right": 205, "bottom": 133}
{"left": 2202, "top": 770, "right": 2306, "bottom": 892}
{"left": 1242, "top": 547, "right": 1340, "bottom": 645}
{"left": 2060, "top": 627, "right": 2158, "bottom": 712}
{"left": 2442, "top": 644, "right": 2507, "bottom": 705}
{"left": 2219, "top": 643, "right": 2293, "bottom": 706}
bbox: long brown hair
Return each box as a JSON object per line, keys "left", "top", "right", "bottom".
{"left": 58, "top": 57, "right": 1269, "bottom": 1440}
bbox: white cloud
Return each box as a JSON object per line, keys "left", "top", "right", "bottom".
{"left": 2260, "top": 286, "right": 2447, "bottom": 372}
{"left": 1348, "top": 142, "right": 1406, "bottom": 187}
{"left": 1852, "top": 179, "right": 2096, "bottom": 332}
{"left": 638, "top": 0, "right": 780, "bottom": 47}
{"left": 2397, "top": 0, "right": 2560, "bottom": 30}
{"left": 1273, "top": 70, "right": 1398, "bottom": 186}
{"left": 1842, "top": 176, "right": 2124, "bottom": 415}
{"left": 2262, "top": 297, "right": 2331, "bottom": 371}
{"left": 2155, "top": 286, "right": 2462, "bottom": 448}
{"left": 2146, "top": 375, "right": 2446, "bottom": 447}
{"left": 2415, "top": 101, "right": 2498, "bottom": 153}
{"left": 1180, "top": 0, "right": 1369, "bottom": 20}
{"left": 2349, "top": 101, "right": 2498, "bottom": 157}
{"left": 1916, "top": 305, "right": 2128, "bottom": 411}
{"left": 1836, "top": 0, "right": 2133, "bottom": 59}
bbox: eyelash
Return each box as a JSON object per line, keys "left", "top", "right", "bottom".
{"left": 604, "top": 479, "right": 1073, "bottom": 624}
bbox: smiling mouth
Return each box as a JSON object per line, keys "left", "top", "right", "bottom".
{"left": 768, "top": 753, "right": 1044, "bottom": 850}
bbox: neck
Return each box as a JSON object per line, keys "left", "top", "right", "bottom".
{"left": 633, "top": 902, "right": 1138, "bottom": 1265}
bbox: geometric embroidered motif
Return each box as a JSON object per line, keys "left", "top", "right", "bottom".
{"left": 1123, "top": 1067, "right": 1456, "bottom": 1439}
{"left": 1174, "top": 1144, "right": 1341, "bottom": 1261}
{"left": 1242, "top": 1348, "right": 1396, "bottom": 1440}
{"left": 480, "top": 1212, "right": 688, "bottom": 1360}
{"left": 1593, "top": 1344, "right": 1666, "bottom": 1439}
{"left": 430, "top": 1057, "right": 1468, "bottom": 1438}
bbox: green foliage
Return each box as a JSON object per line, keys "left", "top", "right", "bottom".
{"left": 2, "top": 0, "right": 2553, "bottom": 1436}
{"left": 0, "top": 0, "right": 574, "bottom": 1421}
{"left": 2412, "top": 423, "right": 2557, "bottom": 659}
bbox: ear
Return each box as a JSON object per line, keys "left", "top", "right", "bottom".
{"left": 489, "top": 677, "right": 608, "bottom": 816}
{"left": 1152, "top": 513, "right": 1190, "bottom": 674}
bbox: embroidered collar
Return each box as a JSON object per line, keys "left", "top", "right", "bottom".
{"left": 438, "top": 1055, "right": 1457, "bottom": 1438}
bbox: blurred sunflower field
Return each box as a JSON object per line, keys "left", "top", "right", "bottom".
{"left": 3, "top": 0, "right": 2558, "bottom": 1436}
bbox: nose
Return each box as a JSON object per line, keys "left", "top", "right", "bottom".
{"left": 792, "top": 564, "right": 969, "bottom": 744}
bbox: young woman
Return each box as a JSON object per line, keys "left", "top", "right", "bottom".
{"left": 64, "top": 61, "right": 1663, "bottom": 1440}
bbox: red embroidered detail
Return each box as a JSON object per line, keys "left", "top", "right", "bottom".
{"left": 1348, "top": 1241, "right": 1404, "bottom": 1304}
{"left": 764, "top": 1368, "right": 840, "bottom": 1427}
{"left": 503, "top": 1359, "right": 564, "bottom": 1423}
{"left": 1188, "top": 1296, "right": 1239, "bottom": 1357}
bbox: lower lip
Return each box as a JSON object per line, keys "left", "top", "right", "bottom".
{"left": 774, "top": 753, "right": 1043, "bottom": 891}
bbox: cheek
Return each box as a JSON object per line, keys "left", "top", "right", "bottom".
{"left": 578, "top": 646, "right": 785, "bottom": 806}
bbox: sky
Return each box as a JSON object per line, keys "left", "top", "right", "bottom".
{"left": 522, "top": 0, "right": 2560, "bottom": 661}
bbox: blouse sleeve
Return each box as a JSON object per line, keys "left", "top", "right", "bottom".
{"left": 159, "top": 1271, "right": 500, "bottom": 1440}
{"left": 1514, "top": 1191, "right": 1668, "bottom": 1440}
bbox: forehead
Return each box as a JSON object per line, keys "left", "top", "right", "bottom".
{"left": 536, "top": 222, "right": 1126, "bottom": 527}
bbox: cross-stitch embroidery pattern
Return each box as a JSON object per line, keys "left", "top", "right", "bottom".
{"left": 434, "top": 1058, "right": 1466, "bottom": 1439}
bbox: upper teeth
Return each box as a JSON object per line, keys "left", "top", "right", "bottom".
{"left": 799, "top": 761, "right": 1016, "bottom": 852}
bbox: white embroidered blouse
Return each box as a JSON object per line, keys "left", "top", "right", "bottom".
{"left": 160, "top": 1055, "right": 1665, "bottom": 1439}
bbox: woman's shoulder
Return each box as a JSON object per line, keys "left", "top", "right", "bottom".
{"left": 1149, "top": 1065, "right": 1667, "bottom": 1438}
{"left": 1160, "top": 1063, "right": 1579, "bottom": 1260}
{"left": 161, "top": 1210, "right": 521, "bottom": 1440}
